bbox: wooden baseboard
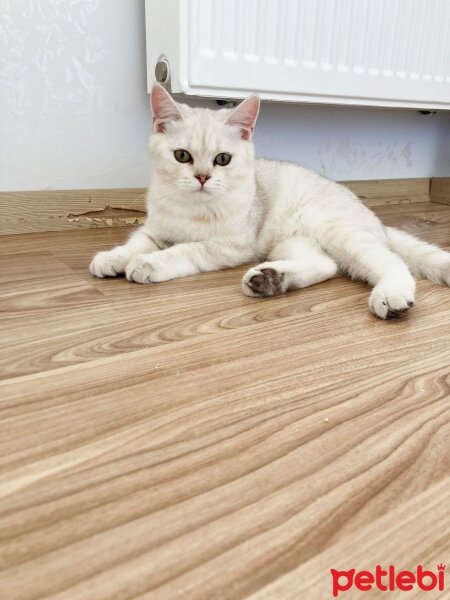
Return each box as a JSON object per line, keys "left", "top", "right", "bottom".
{"left": 430, "top": 177, "right": 450, "bottom": 206}
{"left": 0, "top": 188, "right": 147, "bottom": 235}
{"left": 0, "top": 178, "right": 434, "bottom": 235}
{"left": 343, "top": 178, "right": 430, "bottom": 207}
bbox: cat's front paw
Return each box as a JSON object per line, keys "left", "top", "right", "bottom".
{"left": 89, "top": 247, "right": 131, "bottom": 278}
{"left": 242, "top": 264, "right": 287, "bottom": 297}
{"left": 125, "top": 253, "right": 172, "bottom": 284}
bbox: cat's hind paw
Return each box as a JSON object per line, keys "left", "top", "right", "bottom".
{"left": 369, "top": 282, "right": 415, "bottom": 319}
{"left": 89, "top": 247, "right": 131, "bottom": 278}
{"left": 242, "top": 264, "right": 287, "bottom": 297}
{"left": 442, "top": 262, "right": 450, "bottom": 287}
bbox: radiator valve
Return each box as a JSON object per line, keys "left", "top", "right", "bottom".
{"left": 155, "top": 57, "right": 170, "bottom": 85}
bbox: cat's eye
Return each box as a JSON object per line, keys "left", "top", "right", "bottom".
{"left": 214, "top": 152, "right": 232, "bottom": 166}
{"left": 174, "top": 149, "right": 192, "bottom": 163}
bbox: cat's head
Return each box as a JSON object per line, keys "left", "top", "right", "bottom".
{"left": 149, "top": 85, "right": 260, "bottom": 198}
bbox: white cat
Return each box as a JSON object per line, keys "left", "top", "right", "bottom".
{"left": 90, "top": 84, "right": 450, "bottom": 319}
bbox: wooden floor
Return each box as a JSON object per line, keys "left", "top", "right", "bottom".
{"left": 1, "top": 202, "right": 449, "bottom": 599}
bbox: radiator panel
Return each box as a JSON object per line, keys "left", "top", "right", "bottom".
{"left": 146, "top": 0, "right": 450, "bottom": 108}
{"left": 188, "top": 0, "right": 450, "bottom": 107}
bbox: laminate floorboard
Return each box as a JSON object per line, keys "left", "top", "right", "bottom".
{"left": 0, "top": 202, "right": 449, "bottom": 599}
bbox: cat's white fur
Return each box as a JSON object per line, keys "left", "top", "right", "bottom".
{"left": 90, "top": 85, "right": 450, "bottom": 319}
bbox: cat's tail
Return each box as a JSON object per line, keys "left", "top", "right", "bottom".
{"left": 385, "top": 226, "right": 450, "bottom": 285}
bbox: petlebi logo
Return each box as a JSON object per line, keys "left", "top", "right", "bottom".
{"left": 330, "top": 564, "right": 446, "bottom": 597}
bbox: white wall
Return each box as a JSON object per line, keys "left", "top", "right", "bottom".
{"left": 1, "top": 0, "right": 449, "bottom": 192}
{"left": 0, "top": 0, "right": 151, "bottom": 192}
{"left": 253, "top": 102, "right": 450, "bottom": 181}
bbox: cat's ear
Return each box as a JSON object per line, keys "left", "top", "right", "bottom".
{"left": 226, "top": 96, "right": 260, "bottom": 140}
{"left": 151, "top": 84, "right": 182, "bottom": 133}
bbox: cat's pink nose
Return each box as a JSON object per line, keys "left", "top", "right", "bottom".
{"left": 195, "top": 174, "right": 211, "bottom": 186}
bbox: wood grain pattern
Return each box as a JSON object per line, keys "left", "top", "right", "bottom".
{"left": 0, "top": 178, "right": 431, "bottom": 235}
{"left": 0, "top": 202, "right": 449, "bottom": 599}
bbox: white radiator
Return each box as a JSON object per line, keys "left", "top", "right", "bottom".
{"left": 145, "top": 0, "right": 450, "bottom": 109}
